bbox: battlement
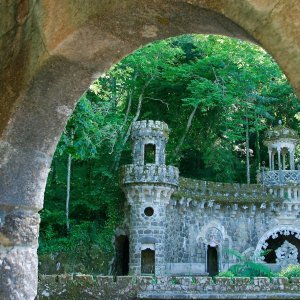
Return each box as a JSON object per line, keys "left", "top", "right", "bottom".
{"left": 121, "top": 164, "right": 179, "bottom": 187}
{"left": 173, "top": 177, "right": 282, "bottom": 204}
{"left": 131, "top": 120, "right": 169, "bottom": 141}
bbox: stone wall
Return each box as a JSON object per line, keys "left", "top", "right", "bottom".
{"left": 164, "top": 177, "right": 300, "bottom": 274}
{"left": 37, "top": 275, "right": 300, "bottom": 299}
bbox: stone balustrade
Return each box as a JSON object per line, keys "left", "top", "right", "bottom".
{"left": 37, "top": 275, "right": 300, "bottom": 299}
{"left": 121, "top": 164, "right": 179, "bottom": 187}
{"left": 260, "top": 170, "right": 300, "bottom": 185}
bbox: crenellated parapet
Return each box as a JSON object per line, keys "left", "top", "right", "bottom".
{"left": 131, "top": 120, "right": 169, "bottom": 141}
{"left": 121, "top": 164, "right": 179, "bottom": 187}
{"left": 131, "top": 120, "right": 169, "bottom": 165}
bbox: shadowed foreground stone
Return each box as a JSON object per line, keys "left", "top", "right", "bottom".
{"left": 0, "top": 209, "right": 39, "bottom": 299}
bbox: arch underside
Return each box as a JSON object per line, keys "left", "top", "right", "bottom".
{"left": 1, "top": 1, "right": 300, "bottom": 299}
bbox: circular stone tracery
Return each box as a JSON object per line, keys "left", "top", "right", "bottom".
{"left": 255, "top": 226, "right": 300, "bottom": 261}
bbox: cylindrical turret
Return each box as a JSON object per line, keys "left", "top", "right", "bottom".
{"left": 121, "top": 120, "right": 179, "bottom": 276}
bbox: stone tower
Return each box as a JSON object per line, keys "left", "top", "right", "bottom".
{"left": 121, "top": 120, "right": 179, "bottom": 275}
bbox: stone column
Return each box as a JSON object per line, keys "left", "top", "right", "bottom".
{"left": 292, "top": 188, "right": 297, "bottom": 200}
{"left": 0, "top": 208, "right": 40, "bottom": 300}
{"left": 290, "top": 150, "right": 295, "bottom": 170}
{"left": 277, "top": 148, "right": 281, "bottom": 169}
{"left": 205, "top": 244, "right": 208, "bottom": 273}
{"left": 282, "top": 153, "right": 286, "bottom": 170}
{"left": 272, "top": 152, "right": 275, "bottom": 171}
{"left": 268, "top": 150, "right": 272, "bottom": 170}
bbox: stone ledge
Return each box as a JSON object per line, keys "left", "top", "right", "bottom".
{"left": 37, "top": 275, "right": 300, "bottom": 300}
{"left": 138, "top": 291, "right": 300, "bottom": 299}
{"left": 121, "top": 164, "right": 179, "bottom": 187}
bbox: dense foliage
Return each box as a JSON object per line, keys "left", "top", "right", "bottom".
{"left": 218, "top": 249, "right": 274, "bottom": 278}
{"left": 279, "top": 264, "right": 300, "bottom": 278}
{"left": 39, "top": 35, "right": 299, "bottom": 273}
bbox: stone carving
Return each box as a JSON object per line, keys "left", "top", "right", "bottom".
{"left": 275, "top": 241, "right": 298, "bottom": 268}
{"left": 205, "top": 227, "right": 223, "bottom": 247}
{"left": 255, "top": 226, "right": 300, "bottom": 260}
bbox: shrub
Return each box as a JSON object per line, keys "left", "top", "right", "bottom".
{"left": 228, "top": 261, "right": 274, "bottom": 278}
{"left": 279, "top": 264, "right": 300, "bottom": 278}
{"left": 218, "top": 270, "right": 235, "bottom": 277}
{"left": 223, "top": 248, "right": 275, "bottom": 278}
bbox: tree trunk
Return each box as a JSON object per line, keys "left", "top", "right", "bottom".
{"left": 112, "top": 76, "right": 153, "bottom": 171}
{"left": 255, "top": 128, "right": 261, "bottom": 168}
{"left": 111, "top": 77, "right": 117, "bottom": 111}
{"left": 112, "top": 92, "right": 143, "bottom": 171}
{"left": 245, "top": 117, "right": 250, "bottom": 184}
{"left": 173, "top": 105, "right": 198, "bottom": 158}
{"left": 66, "top": 153, "right": 72, "bottom": 232}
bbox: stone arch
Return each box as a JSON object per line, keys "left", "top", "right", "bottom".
{"left": 197, "top": 221, "right": 231, "bottom": 246}
{"left": 255, "top": 225, "right": 300, "bottom": 261}
{"left": 1, "top": 1, "right": 300, "bottom": 298}
{"left": 197, "top": 221, "right": 232, "bottom": 273}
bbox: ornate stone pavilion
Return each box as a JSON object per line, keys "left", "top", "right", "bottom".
{"left": 120, "top": 120, "right": 300, "bottom": 277}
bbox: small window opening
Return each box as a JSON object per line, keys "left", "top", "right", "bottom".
{"left": 115, "top": 235, "right": 129, "bottom": 275}
{"left": 207, "top": 245, "right": 218, "bottom": 276}
{"left": 144, "top": 207, "right": 154, "bottom": 217}
{"left": 144, "top": 144, "right": 156, "bottom": 164}
{"left": 141, "top": 248, "right": 155, "bottom": 275}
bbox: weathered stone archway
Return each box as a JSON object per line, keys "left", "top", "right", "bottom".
{"left": 1, "top": 1, "right": 300, "bottom": 299}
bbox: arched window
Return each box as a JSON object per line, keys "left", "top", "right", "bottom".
{"left": 141, "top": 244, "right": 155, "bottom": 274}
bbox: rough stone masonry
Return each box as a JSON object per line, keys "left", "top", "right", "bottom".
{"left": 1, "top": 1, "right": 300, "bottom": 299}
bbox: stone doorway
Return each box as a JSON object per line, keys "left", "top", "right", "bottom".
{"left": 115, "top": 235, "right": 129, "bottom": 276}
{"left": 207, "top": 245, "right": 219, "bottom": 276}
{"left": 141, "top": 249, "right": 155, "bottom": 275}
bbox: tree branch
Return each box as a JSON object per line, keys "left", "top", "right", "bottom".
{"left": 173, "top": 104, "right": 198, "bottom": 158}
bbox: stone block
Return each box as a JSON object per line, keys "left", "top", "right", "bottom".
{"left": 253, "top": 277, "right": 271, "bottom": 291}
{"left": 271, "top": 277, "right": 289, "bottom": 290}
{"left": 289, "top": 277, "right": 300, "bottom": 291}
{"left": 57, "top": 273, "right": 73, "bottom": 283}
{"left": 116, "top": 276, "right": 133, "bottom": 286}
{"left": 213, "top": 277, "right": 232, "bottom": 292}
{"left": 95, "top": 275, "right": 114, "bottom": 285}
{"left": 233, "top": 277, "right": 250, "bottom": 292}
{"left": 73, "top": 274, "right": 94, "bottom": 284}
